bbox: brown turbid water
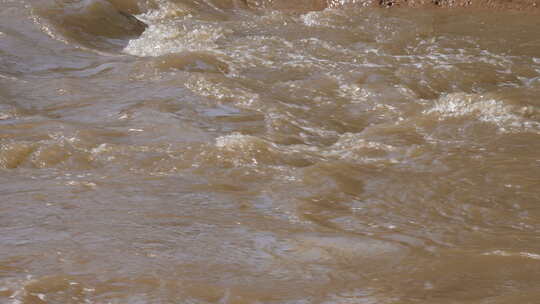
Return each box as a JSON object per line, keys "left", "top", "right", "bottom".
{"left": 1, "top": 0, "right": 540, "bottom": 303}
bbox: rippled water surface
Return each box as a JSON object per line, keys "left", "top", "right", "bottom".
{"left": 1, "top": 0, "right": 540, "bottom": 303}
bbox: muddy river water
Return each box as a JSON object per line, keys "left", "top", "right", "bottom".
{"left": 1, "top": 0, "right": 540, "bottom": 303}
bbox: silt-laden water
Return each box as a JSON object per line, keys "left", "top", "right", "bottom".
{"left": 1, "top": 0, "right": 540, "bottom": 303}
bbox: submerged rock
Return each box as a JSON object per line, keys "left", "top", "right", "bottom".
{"left": 35, "top": 0, "right": 147, "bottom": 51}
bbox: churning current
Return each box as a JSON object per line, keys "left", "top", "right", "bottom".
{"left": 1, "top": 0, "right": 540, "bottom": 303}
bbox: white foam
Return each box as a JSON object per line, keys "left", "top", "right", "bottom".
{"left": 123, "top": 0, "right": 231, "bottom": 57}
{"left": 327, "top": 0, "right": 371, "bottom": 7}
{"left": 482, "top": 250, "right": 540, "bottom": 260}
{"left": 320, "top": 133, "right": 403, "bottom": 165}
{"left": 184, "top": 75, "right": 260, "bottom": 108}
{"left": 215, "top": 133, "right": 275, "bottom": 167}
{"left": 135, "top": 0, "right": 193, "bottom": 22}
{"left": 124, "top": 22, "right": 227, "bottom": 57}
{"left": 215, "top": 133, "right": 255, "bottom": 150}
{"left": 424, "top": 93, "right": 539, "bottom": 132}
